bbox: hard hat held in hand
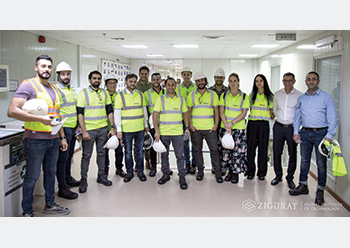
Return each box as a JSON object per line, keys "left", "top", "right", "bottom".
{"left": 22, "top": 99, "right": 48, "bottom": 116}
{"left": 222, "top": 133, "right": 235, "bottom": 150}
{"left": 103, "top": 135, "right": 119, "bottom": 149}
{"left": 153, "top": 140, "right": 167, "bottom": 153}
{"left": 143, "top": 131, "right": 154, "bottom": 150}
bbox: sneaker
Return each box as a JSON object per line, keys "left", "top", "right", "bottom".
{"left": 315, "top": 189, "right": 325, "bottom": 205}
{"left": 22, "top": 212, "right": 36, "bottom": 217}
{"left": 43, "top": 203, "right": 70, "bottom": 215}
{"left": 289, "top": 183, "right": 309, "bottom": 196}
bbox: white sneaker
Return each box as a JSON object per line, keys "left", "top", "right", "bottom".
{"left": 43, "top": 203, "right": 70, "bottom": 215}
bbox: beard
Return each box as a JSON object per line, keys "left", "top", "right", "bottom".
{"left": 60, "top": 77, "right": 70, "bottom": 84}
{"left": 197, "top": 84, "right": 206, "bottom": 90}
{"left": 38, "top": 71, "right": 51, "bottom": 80}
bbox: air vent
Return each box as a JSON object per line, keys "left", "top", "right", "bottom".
{"left": 202, "top": 36, "right": 223, "bottom": 40}
{"left": 110, "top": 38, "right": 125, "bottom": 41}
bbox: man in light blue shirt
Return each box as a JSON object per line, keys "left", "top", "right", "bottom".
{"left": 290, "top": 71, "right": 337, "bottom": 205}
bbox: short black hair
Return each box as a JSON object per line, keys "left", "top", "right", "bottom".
{"left": 125, "top": 73, "right": 138, "bottom": 81}
{"left": 139, "top": 66, "right": 149, "bottom": 73}
{"left": 165, "top": 77, "right": 176, "bottom": 85}
{"left": 151, "top": 72, "right": 161, "bottom": 79}
{"left": 306, "top": 71, "right": 319, "bottom": 80}
{"left": 35, "top": 54, "right": 53, "bottom": 66}
{"left": 88, "top": 70, "right": 102, "bottom": 80}
{"left": 283, "top": 72, "right": 295, "bottom": 80}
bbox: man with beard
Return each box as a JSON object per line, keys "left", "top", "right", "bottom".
{"left": 144, "top": 72, "right": 165, "bottom": 176}
{"left": 8, "top": 54, "right": 70, "bottom": 216}
{"left": 187, "top": 71, "right": 223, "bottom": 183}
{"left": 77, "top": 70, "right": 116, "bottom": 193}
{"left": 55, "top": 62, "right": 80, "bottom": 200}
{"left": 115, "top": 73, "right": 149, "bottom": 183}
{"left": 209, "top": 67, "right": 228, "bottom": 98}
{"left": 153, "top": 77, "right": 190, "bottom": 189}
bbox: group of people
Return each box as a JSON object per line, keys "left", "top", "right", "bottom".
{"left": 7, "top": 54, "right": 337, "bottom": 217}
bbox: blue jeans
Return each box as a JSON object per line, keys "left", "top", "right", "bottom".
{"left": 299, "top": 128, "right": 328, "bottom": 190}
{"left": 123, "top": 130, "right": 144, "bottom": 174}
{"left": 22, "top": 138, "right": 59, "bottom": 214}
{"left": 56, "top": 127, "right": 76, "bottom": 188}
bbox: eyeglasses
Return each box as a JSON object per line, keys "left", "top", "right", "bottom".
{"left": 198, "top": 95, "right": 204, "bottom": 104}
{"left": 282, "top": 79, "right": 294, "bottom": 83}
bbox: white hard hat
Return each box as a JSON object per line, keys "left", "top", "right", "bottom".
{"left": 55, "top": 61, "right": 72, "bottom": 73}
{"left": 214, "top": 67, "right": 225, "bottom": 77}
{"left": 222, "top": 133, "right": 235, "bottom": 150}
{"left": 193, "top": 70, "right": 207, "bottom": 81}
{"left": 181, "top": 65, "right": 192, "bottom": 73}
{"left": 22, "top": 99, "right": 48, "bottom": 116}
{"left": 143, "top": 131, "right": 153, "bottom": 150}
{"left": 103, "top": 135, "right": 119, "bottom": 149}
{"left": 104, "top": 73, "right": 118, "bottom": 83}
{"left": 153, "top": 140, "right": 167, "bottom": 153}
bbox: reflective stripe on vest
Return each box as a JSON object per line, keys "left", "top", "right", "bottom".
{"left": 24, "top": 78, "right": 60, "bottom": 132}
{"left": 159, "top": 94, "right": 183, "bottom": 125}
{"left": 119, "top": 89, "right": 144, "bottom": 132}
{"left": 224, "top": 91, "right": 245, "bottom": 122}
{"left": 56, "top": 86, "right": 77, "bottom": 127}
{"left": 82, "top": 88, "right": 107, "bottom": 121}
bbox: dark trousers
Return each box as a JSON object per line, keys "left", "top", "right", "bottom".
{"left": 247, "top": 120, "right": 269, "bottom": 177}
{"left": 272, "top": 122, "right": 297, "bottom": 180}
{"left": 191, "top": 129, "right": 220, "bottom": 173}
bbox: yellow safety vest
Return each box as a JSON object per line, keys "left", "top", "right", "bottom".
{"left": 175, "top": 82, "right": 196, "bottom": 99}
{"left": 77, "top": 87, "right": 109, "bottom": 131}
{"left": 220, "top": 90, "right": 250, "bottom": 130}
{"left": 144, "top": 87, "right": 165, "bottom": 114}
{"left": 248, "top": 93, "right": 273, "bottom": 121}
{"left": 154, "top": 93, "right": 187, "bottom": 136}
{"left": 56, "top": 83, "right": 77, "bottom": 128}
{"left": 23, "top": 78, "right": 60, "bottom": 133}
{"left": 115, "top": 89, "right": 144, "bottom": 132}
{"left": 187, "top": 89, "right": 218, "bottom": 130}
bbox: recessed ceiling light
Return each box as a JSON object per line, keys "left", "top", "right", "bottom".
{"left": 251, "top": 44, "right": 280, "bottom": 48}
{"left": 172, "top": 44, "right": 198, "bottom": 48}
{"left": 121, "top": 45, "right": 148, "bottom": 49}
{"left": 297, "top": 44, "right": 314, "bottom": 49}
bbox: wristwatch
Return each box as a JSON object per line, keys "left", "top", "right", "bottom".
{"left": 59, "top": 136, "right": 66, "bottom": 140}
{"left": 185, "top": 126, "right": 190, "bottom": 130}
{"left": 111, "top": 125, "right": 116, "bottom": 129}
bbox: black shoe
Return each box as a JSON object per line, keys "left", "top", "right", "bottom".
{"left": 66, "top": 177, "right": 81, "bottom": 187}
{"left": 115, "top": 168, "right": 127, "bottom": 178}
{"left": 169, "top": 169, "right": 173, "bottom": 176}
{"left": 215, "top": 173, "right": 223, "bottom": 183}
{"left": 149, "top": 164, "right": 157, "bottom": 177}
{"left": 225, "top": 170, "right": 233, "bottom": 182}
{"left": 315, "top": 189, "right": 325, "bottom": 205}
{"left": 289, "top": 183, "right": 309, "bottom": 195}
{"left": 196, "top": 170, "right": 204, "bottom": 181}
{"left": 271, "top": 176, "right": 282, "bottom": 186}
{"left": 189, "top": 164, "right": 196, "bottom": 174}
{"left": 287, "top": 179, "right": 296, "bottom": 189}
{"left": 138, "top": 172, "right": 147, "bottom": 182}
{"left": 58, "top": 186, "right": 78, "bottom": 200}
{"left": 258, "top": 176, "right": 265, "bottom": 181}
{"left": 247, "top": 175, "right": 254, "bottom": 180}
{"left": 79, "top": 178, "right": 87, "bottom": 193}
{"left": 124, "top": 173, "right": 134, "bottom": 182}
{"left": 179, "top": 177, "right": 188, "bottom": 190}
{"left": 158, "top": 173, "right": 170, "bottom": 184}
{"left": 231, "top": 173, "right": 239, "bottom": 184}
{"left": 97, "top": 175, "right": 113, "bottom": 186}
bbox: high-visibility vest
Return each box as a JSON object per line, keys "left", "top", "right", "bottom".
{"left": 23, "top": 78, "right": 60, "bottom": 133}
{"left": 154, "top": 93, "right": 187, "bottom": 136}
{"left": 144, "top": 87, "right": 165, "bottom": 114}
{"left": 331, "top": 143, "right": 347, "bottom": 176}
{"left": 116, "top": 89, "right": 144, "bottom": 132}
{"left": 175, "top": 81, "right": 196, "bottom": 99}
{"left": 248, "top": 93, "right": 273, "bottom": 121}
{"left": 77, "top": 87, "right": 109, "bottom": 131}
{"left": 106, "top": 92, "right": 117, "bottom": 131}
{"left": 187, "top": 89, "right": 218, "bottom": 130}
{"left": 56, "top": 83, "right": 77, "bottom": 128}
{"left": 220, "top": 90, "right": 249, "bottom": 130}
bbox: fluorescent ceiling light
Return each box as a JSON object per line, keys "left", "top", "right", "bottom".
{"left": 239, "top": 54, "right": 258, "bottom": 57}
{"left": 252, "top": 44, "right": 280, "bottom": 48}
{"left": 172, "top": 44, "right": 198, "bottom": 48}
{"left": 121, "top": 45, "right": 148, "bottom": 49}
{"left": 146, "top": 54, "right": 164, "bottom": 58}
{"left": 297, "top": 45, "right": 314, "bottom": 49}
